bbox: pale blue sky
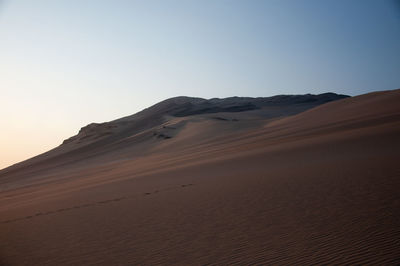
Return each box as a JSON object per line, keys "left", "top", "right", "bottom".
{"left": 1, "top": 0, "right": 399, "bottom": 169}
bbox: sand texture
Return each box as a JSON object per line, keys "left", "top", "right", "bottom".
{"left": 0, "top": 90, "right": 399, "bottom": 265}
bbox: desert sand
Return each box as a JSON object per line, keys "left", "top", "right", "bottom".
{"left": 0, "top": 90, "right": 399, "bottom": 265}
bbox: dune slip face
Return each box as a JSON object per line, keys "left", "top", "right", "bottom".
{"left": 1, "top": 90, "right": 400, "bottom": 265}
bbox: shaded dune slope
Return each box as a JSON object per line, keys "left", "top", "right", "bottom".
{"left": 1, "top": 90, "right": 400, "bottom": 265}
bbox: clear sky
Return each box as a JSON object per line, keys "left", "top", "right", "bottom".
{"left": 1, "top": 0, "right": 399, "bottom": 169}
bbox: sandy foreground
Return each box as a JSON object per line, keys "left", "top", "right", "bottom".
{"left": 1, "top": 90, "right": 400, "bottom": 265}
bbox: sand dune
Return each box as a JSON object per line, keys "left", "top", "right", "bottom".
{"left": 1, "top": 90, "right": 399, "bottom": 265}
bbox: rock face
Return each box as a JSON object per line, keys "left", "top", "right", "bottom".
{"left": 62, "top": 93, "right": 349, "bottom": 146}
{"left": 117, "top": 93, "right": 348, "bottom": 120}
{"left": 62, "top": 122, "right": 119, "bottom": 145}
